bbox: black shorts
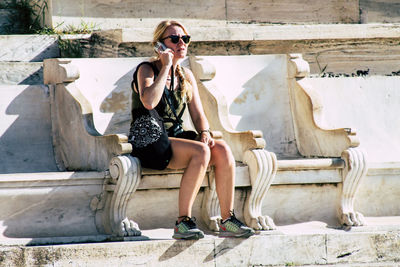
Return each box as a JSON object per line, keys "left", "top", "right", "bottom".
{"left": 131, "top": 141, "right": 173, "bottom": 170}
{"left": 130, "top": 130, "right": 197, "bottom": 170}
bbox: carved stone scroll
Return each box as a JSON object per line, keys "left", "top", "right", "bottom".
{"left": 201, "top": 168, "right": 221, "bottom": 231}
{"left": 43, "top": 59, "right": 80, "bottom": 84}
{"left": 339, "top": 148, "right": 368, "bottom": 226}
{"left": 243, "top": 149, "right": 278, "bottom": 230}
{"left": 201, "top": 149, "right": 277, "bottom": 231}
{"left": 91, "top": 155, "right": 141, "bottom": 236}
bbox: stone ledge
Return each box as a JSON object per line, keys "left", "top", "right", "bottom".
{"left": 0, "top": 161, "right": 343, "bottom": 191}
{"left": 0, "top": 172, "right": 105, "bottom": 188}
{"left": 368, "top": 162, "right": 400, "bottom": 175}
{"left": 0, "top": 219, "right": 399, "bottom": 266}
{"left": 0, "top": 35, "right": 59, "bottom": 62}
{"left": 122, "top": 23, "right": 400, "bottom": 42}
{"left": 61, "top": 24, "right": 400, "bottom": 75}
{"left": 0, "top": 62, "right": 43, "bottom": 85}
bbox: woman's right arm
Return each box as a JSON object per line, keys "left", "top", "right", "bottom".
{"left": 137, "top": 51, "right": 173, "bottom": 110}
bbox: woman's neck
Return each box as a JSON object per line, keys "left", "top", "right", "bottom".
{"left": 172, "top": 59, "right": 181, "bottom": 72}
{"left": 155, "top": 58, "right": 181, "bottom": 74}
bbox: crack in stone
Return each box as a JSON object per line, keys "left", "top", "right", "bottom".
{"left": 337, "top": 249, "right": 360, "bottom": 258}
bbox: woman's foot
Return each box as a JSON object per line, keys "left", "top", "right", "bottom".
{"left": 172, "top": 216, "right": 205, "bottom": 240}
{"left": 218, "top": 211, "right": 255, "bottom": 238}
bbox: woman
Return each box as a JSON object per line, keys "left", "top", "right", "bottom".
{"left": 129, "top": 20, "right": 254, "bottom": 240}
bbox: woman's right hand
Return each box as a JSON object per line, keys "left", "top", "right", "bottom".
{"left": 158, "top": 49, "right": 174, "bottom": 68}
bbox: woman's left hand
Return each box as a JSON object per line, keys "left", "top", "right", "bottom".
{"left": 200, "top": 132, "right": 215, "bottom": 148}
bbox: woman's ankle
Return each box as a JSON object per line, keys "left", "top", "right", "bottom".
{"left": 177, "top": 215, "right": 190, "bottom": 223}
{"left": 221, "top": 210, "right": 234, "bottom": 221}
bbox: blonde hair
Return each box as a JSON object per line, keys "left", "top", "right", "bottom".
{"left": 152, "top": 20, "right": 192, "bottom": 102}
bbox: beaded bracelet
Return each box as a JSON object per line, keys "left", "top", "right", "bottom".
{"left": 199, "top": 129, "right": 211, "bottom": 135}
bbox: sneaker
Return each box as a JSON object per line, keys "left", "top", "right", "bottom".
{"left": 172, "top": 216, "right": 205, "bottom": 240}
{"left": 218, "top": 211, "right": 255, "bottom": 238}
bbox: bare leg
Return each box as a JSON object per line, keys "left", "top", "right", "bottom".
{"left": 209, "top": 140, "right": 236, "bottom": 221}
{"left": 167, "top": 138, "right": 211, "bottom": 221}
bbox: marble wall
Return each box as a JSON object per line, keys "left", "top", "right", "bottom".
{"left": 49, "top": 0, "right": 400, "bottom": 30}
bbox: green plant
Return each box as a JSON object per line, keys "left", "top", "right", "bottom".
{"left": 55, "top": 20, "right": 100, "bottom": 58}
{"left": 36, "top": 20, "right": 98, "bottom": 36}
{"left": 58, "top": 37, "right": 83, "bottom": 58}
{"left": 62, "top": 20, "right": 99, "bottom": 34}
{"left": 4, "top": 0, "right": 49, "bottom": 34}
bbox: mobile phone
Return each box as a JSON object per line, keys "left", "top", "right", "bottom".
{"left": 154, "top": 41, "right": 167, "bottom": 53}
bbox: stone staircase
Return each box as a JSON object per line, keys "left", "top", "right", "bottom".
{"left": 0, "top": 34, "right": 59, "bottom": 173}
{"left": 1, "top": 6, "right": 400, "bottom": 266}
{"left": 58, "top": 23, "right": 400, "bottom": 78}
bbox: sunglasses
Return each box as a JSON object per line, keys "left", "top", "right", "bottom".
{"left": 161, "top": 35, "right": 191, "bottom": 44}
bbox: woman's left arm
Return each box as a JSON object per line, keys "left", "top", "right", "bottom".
{"left": 185, "top": 68, "right": 215, "bottom": 147}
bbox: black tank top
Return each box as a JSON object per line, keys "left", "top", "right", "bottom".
{"left": 130, "top": 61, "right": 186, "bottom": 133}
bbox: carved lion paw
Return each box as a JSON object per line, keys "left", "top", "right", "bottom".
{"left": 249, "top": 215, "right": 276, "bottom": 230}
{"left": 341, "top": 211, "right": 365, "bottom": 226}
{"left": 118, "top": 218, "right": 141, "bottom": 236}
{"left": 206, "top": 217, "right": 221, "bottom": 232}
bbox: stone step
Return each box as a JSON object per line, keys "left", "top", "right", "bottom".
{"left": 0, "top": 35, "right": 59, "bottom": 62}
{"left": 122, "top": 23, "right": 400, "bottom": 42}
{"left": 62, "top": 23, "right": 400, "bottom": 76}
{"left": 0, "top": 62, "right": 43, "bottom": 85}
{"left": 0, "top": 219, "right": 399, "bottom": 266}
{"left": 50, "top": 0, "right": 400, "bottom": 31}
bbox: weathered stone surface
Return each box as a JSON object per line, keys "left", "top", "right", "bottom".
{"left": 263, "top": 183, "right": 341, "bottom": 226}
{"left": 49, "top": 0, "right": 399, "bottom": 31}
{"left": 193, "top": 54, "right": 299, "bottom": 158}
{"left": 0, "top": 172, "right": 104, "bottom": 237}
{"left": 251, "top": 234, "right": 327, "bottom": 266}
{"left": 52, "top": 0, "right": 226, "bottom": 21}
{"left": 51, "top": 0, "right": 226, "bottom": 31}
{"left": 226, "top": 0, "right": 359, "bottom": 24}
{"left": 305, "top": 76, "right": 400, "bottom": 163}
{"left": 308, "top": 263, "right": 400, "bottom": 266}
{"left": 85, "top": 24, "right": 400, "bottom": 76}
{"left": 60, "top": 31, "right": 120, "bottom": 58}
{"left": 188, "top": 38, "right": 400, "bottom": 76}
{"left": 0, "top": 85, "right": 58, "bottom": 173}
{"left": 328, "top": 233, "right": 379, "bottom": 263}
{"left": 356, "top": 174, "right": 400, "bottom": 217}
{"left": 0, "top": 35, "right": 59, "bottom": 62}
{"left": 0, "top": 62, "right": 43, "bottom": 85}
{"left": 46, "top": 239, "right": 216, "bottom": 267}
{"left": 360, "top": 0, "right": 400, "bottom": 23}
{"left": 327, "top": 231, "right": 400, "bottom": 264}
{"left": 1, "top": 223, "right": 399, "bottom": 266}
{"left": 373, "top": 231, "right": 400, "bottom": 261}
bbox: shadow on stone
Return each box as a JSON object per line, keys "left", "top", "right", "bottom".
{"left": 0, "top": 85, "right": 58, "bottom": 173}
{"left": 158, "top": 240, "right": 198, "bottom": 262}
{"left": 19, "top": 67, "right": 43, "bottom": 85}
{"left": 29, "top": 40, "right": 59, "bottom": 62}
{"left": 203, "top": 237, "right": 246, "bottom": 263}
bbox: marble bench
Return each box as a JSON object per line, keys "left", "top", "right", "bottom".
{"left": 40, "top": 54, "right": 398, "bottom": 238}
{"left": 190, "top": 54, "right": 371, "bottom": 227}
{"left": 43, "top": 57, "right": 278, "bottom": 237}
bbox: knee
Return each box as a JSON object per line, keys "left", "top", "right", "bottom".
{"left": 214, "top": 140, "right": 235, "bottom": 167}
{"left": 193, "top": 142, "right": 211, "bottom": 165}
